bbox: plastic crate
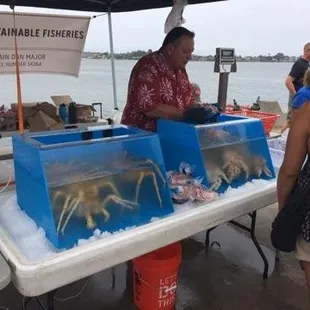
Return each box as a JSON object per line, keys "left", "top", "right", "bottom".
{"left": 225, "top": 104, "right": 250, "bottom": 111}
{"left": 225, "top": 110, "right": 280, "bottom": 135}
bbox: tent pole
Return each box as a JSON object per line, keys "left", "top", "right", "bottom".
{"left": 108, "top": 7, "right": 118, "bottom": 110}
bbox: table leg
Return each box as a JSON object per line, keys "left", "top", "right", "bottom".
{"left": 112, "top": 267, "right": 116, "bottom": 290}
{"left": 47, "top": 290, "right": 57, "bottom": 310}
{"left": 205, "top": 226, "right": 218, "bottom": 249}
{"left": 230, "top": 211, "right": 269, "bottom": 279}
{"left": 21, "top": 297, "right": 31, "bottom": 310}
{"left": 204, "top": 211, "right": 269, "bottom": 279}
{"left": 275, "top": 249, "right": 280, "bottom": 262}
{"left": 22, "top": 297, "right": 45, "bottom": 310}
{"left": 21, "top": 290, "right": 57, "bottom": 310}
{"left": 126, "top": 260, "right": 133, "bottom": 294}
{"left": 250, "top": 212, "right": 269, "bottom": 279}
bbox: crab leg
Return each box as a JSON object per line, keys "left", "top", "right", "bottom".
{"left": 99, "top": 180, "right": 130, "bottom": 215}
{"left": 135, "top": 173, "right": 143, "bottom": 203}
{"left": 84, "top": 167, "right": 101, "bottom": 179}
{"left": 256, "top": 168, "right": 263, "bottom": 178}
{"left": 56, "top": 195, "right": 73, "bottom": 235}
{"left": 222, "top": 161, "right": 230, "bottom": 171}
{"left": 100, "top": 181, "right": 121, "bottom": 197}
{"left": 219, "top": 172, "right": 230, "bottom": 184}
{"left": 210, "top": 184, "right": 218, "bottom": 191}
{"left": 134, "top": 159, "right": 166, "bottom": 185}
{"left": 101, "top": 194, "right": 138, "bottom": 222}
{"left": 84, "top": 210, "right": 96, "bottom": 229}
{"left": 60, "top": 199, "right": 80, "bottom": 235}
{"left": 101, "top": 208, "right": 111, "bottom": 222}
{"left": 144, "top": 159, "right": 166, "bottom": 185}
{"left": 210, "top": 178, "right": 221, "bottom": 191}
{"left": 263, "top": 166, "right": 273, "bottom": 178}
{"left": 52, "top": 190, "right": 65, "bottom": 204}
{"left": 135, "top": 171, "right": 162, "bottom": 207}
{"left": 239, "top": 160, "right": 249, "bottom": 179}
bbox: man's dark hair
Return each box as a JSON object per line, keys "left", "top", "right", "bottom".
{"left": 162, "top": 27, "right": 195, "bottom": 47}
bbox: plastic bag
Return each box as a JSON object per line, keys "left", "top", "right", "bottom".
{"left": 164, "top": 0, "right": 188, "bottom": 34}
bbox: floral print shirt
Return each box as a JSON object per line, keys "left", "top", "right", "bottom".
{"left": 121, "top": 50, "right": 194, "bottom": 132}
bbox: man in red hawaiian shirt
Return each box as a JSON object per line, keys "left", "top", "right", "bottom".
{"left": 121, "top": 27, "right": 196, "bottom": 132}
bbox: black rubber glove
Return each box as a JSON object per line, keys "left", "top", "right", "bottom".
{"left": 183, "top": 106, "right": 209, "bottom": 124}
{"left": 201, "top": 102, "right": 223, "bottom": 113}
{"left": 183, "top": 105, "right": 220, "bottom": 124}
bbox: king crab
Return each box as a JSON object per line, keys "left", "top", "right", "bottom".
{"left": 51, "top": 176, "right": 138, "bottom": 236}
{"left": 207, "top": 129, "right": 233, "bottom": 142}
{"left": 252, "top": 156, "right": 273, "bottom": 178}
{"left": 109, "top": 152, "right": 167, "bottom": 207}
{"left": 205, "top": 163, "right": 230, "bottom": 191}
{"left": 222, "top": 150, "right": 249, "bottom": 183}
{"left": 47, "top": 154, "right": 166, "bottom": 236}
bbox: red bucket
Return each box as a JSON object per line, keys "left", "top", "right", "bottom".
{"left": 132, "top": 242, "right": 182, "bottom": 310}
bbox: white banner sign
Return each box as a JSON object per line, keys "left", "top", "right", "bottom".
{"left": 0, "top": 12, "right": 90, "bottom": 77}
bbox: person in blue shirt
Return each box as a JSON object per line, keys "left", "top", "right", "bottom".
{"left": 290, "top": 69, "right": 310, "bottom": 124}
{"left": 281, "top": 43, "right": 310, "bottom": 133}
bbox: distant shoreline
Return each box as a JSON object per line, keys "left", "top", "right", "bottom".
{"left": 83, "top": 51, "right": 297, "bottom": 63}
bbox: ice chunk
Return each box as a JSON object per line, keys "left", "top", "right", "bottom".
{"left": 0, "top": 193, "right": 143, "bottom": 261}
{"left": 173, "top": 201, "right": 196, "bottom": 213}
{"left": 77, "top": 239, "right": 89, "bottom": 246}
{"left": 88, "top": 236, "right": 97, "bottom": 242}
{"left": 125, "top": 225, "right": 137, "bottom": 231}
{"left": 100, "top": 231, "right": 113, "bottom": 239}
{"left": 0, "top": 195, "right": 58, "bottom": 261}
{"left": 150, "top": 217, "right": 161, "bottom": 222}
{"left": 220, "top": 179, "right": 274, "bottom": 200}
{"left": 0, "top": 176, "right": 275, "bottom": 262}
{"left": 93, "top": 228, "right": 102, "bottom": 239}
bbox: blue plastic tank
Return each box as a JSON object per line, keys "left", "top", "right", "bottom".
{"left": 12, "top": 125, "right": 173, "bottom": 249}
{"left": 157, "top": 114, "right": 275, "bottom": 193}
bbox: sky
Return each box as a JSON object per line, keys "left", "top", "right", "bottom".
{"left": 0, "top": 0, "right": 308, "bottom": 56}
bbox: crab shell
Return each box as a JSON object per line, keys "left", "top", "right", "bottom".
{"left": 252, "top": 156, "right": 273, "bottom": 178}
{"left": 222, "top": 151, "right": 249, "bottom": 180}
{"left": 224, "top": 164, "right": 241, "bottom": 183}
{"left": 206, "top": 165, "right": 230, "bottom": 191}
{"left": 222, "top": 150, "right": 243, "bottom": 163}
{"left": 207, "top": 129, "right": 231, "bottom": 139}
